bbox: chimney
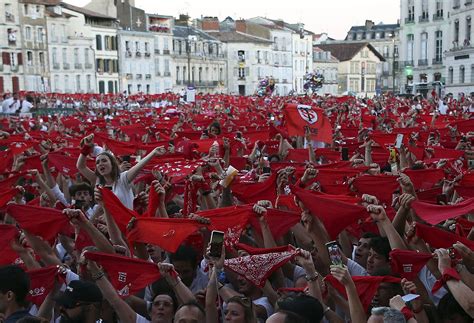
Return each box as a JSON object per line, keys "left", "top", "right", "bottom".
{"left": 235, "top": 19, "right": 246, "bottom": 33}
{"left": 365, "top": 20, "right": 374, "bottom": 29}
{"left": 201, "top": 16, "right": 219, "bottom": 31}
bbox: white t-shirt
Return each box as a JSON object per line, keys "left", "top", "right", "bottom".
{"left": 347, "top": 258, "right": 368, "bottom": 276}
{"left": 97, "top": 171, "right": 134, "bottom": 209}
{"left": 417, "top": 265, "right": 448, "bottom": 306}
{"left": 253, "top": 296, "right": 274, "bottom": 318}
{"left": 2, "top": 97, "right": 20, "bottom": 114}
{"left": 136, "top": 313, "right": 150, "bottom": 323}
{"left": 20, "top": 100, "right": 33, "bottom": 113}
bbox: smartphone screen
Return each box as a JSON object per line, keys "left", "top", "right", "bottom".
{"left": 209, "top": 230, "right": 225, "bottom": 258}
{"left": 326, "top": 241, "right": 343, "bottom": 267}
{"left": 122, "top": 155, "right": 131, "bottom": 163}
{"left": 262, "top": 166, "right": 272, "bottom": 174}
{"left": 341, "top": 147, "right": 349, "bottom": 161}
{"left": 395, "top": 134, "right": 404, "bottom": 149}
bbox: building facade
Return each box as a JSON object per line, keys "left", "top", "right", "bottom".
{"left": 345, "top": 20, "right": 400, "bottom": 94}
{"left": 172, "top": 22, "right": 226, "bottom": 93}
{"left": 399, "top": 0, "right": 451, "bottom": 95}
{"left": 1, "top": 0, "right": 25, "bottom": 93}
{"left": 444, "top": 0, "right": 474, "bottom": 95}
{"left": 313, "top": 47, "right": 339, "bottom": 95}
{"left": 317, "top": 42, "right": 384, "bottom": 97}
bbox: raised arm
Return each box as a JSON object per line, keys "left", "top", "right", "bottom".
{"left": 126, "top": 146, "right": 165, "bottom": 183}
{"left": 76, "top": 134, "right": 98, "bottom": 184}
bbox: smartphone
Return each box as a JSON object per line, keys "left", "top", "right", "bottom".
{"left": 209, "top": 230, "right": 224, "bottom": 258}
{"left": 122, "top": 155, "right": 131, "bottom": 163}
{"left": 341, "top": 147, "right": 349, "bottom": 161}
{"left": 262, "top": 166, "right": 272, "bottom": 174}
{"left": 389, "top": 148, "right": 397, "bottom": 162}
{"left": 73, "top": 200, "right": 84, "bottom": 210}
{"left": 395, "top": 134, "right": 404, "bottom": 149}
{"left": 326, "top": 241, "right": 344, "bottom": 267}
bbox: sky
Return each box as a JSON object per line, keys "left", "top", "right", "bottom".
{"left": 67, "top": 0, "right": 400, "bottom": 40}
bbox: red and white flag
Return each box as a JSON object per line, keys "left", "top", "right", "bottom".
{"left": 282, "top": 103, "right": 333, "bottom": 143}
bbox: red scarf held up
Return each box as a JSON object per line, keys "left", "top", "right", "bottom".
{"left": 415, "top": 223, "right": 474, "bottom": 249}
{"left": 412, "top": 198, "right": 474, "bottom": 225}
{"left": 0, "top": 187, "right": 19, "bottom": 209}
{"left": 232, "top": 173, "right": 278, "bottom": 204}
{"left": 234, "top": 243, "right": 294, "bottom": 255}
{"left": 127, "top": 217, "right": 205, "bottom": 253}
{"left": 84, "top": 251, "right": 175, "bottom": 297}
{"left": 403, "top": 169, "right": 445, "bottom": 190}
{"left": 27, "top": 266, "right": 59, "bottom": 306}
{"left": 196, "top": 205, "right": 253, "bottom": 249}
{"left": 248, "top": 208, "right": 301, "bottom": 240}
{"left": 100, "top": 187, "right": 139, "bottom": 233}
{"left": 282, "top": 103, "right": 333, "bottom": 143}
{"left": 6, "top": 204, "right": 71, "bottom": 243}
{"left": 352, "top": 175, "right": 400, "bottom": 205}
{"left": 292, "top": 185, "right": 367, "bottom": 239}
{"left": 0, "top": 225, "right": 20, "bottom": 265}
{"left": 224, "top": 247, "right": 299, "bottom": 288}
{"left": 324, "top": 275, "right": 401, "bottom": 312}
{"left": 389, "top": 249, "right": 433, "bottom": 280}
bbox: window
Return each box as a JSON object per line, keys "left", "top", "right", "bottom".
{"left": 349, "top": 78, "right": 359, "bottom": 92}
{"left": 407, "top": 34, "right": 414, "bottom": 62}
{"left": 96, "top": 35, "right": 102, "bottom": 50}
{"left": 164, "top": 59, "right": 170, "bottom": 73}
{"left": 25, "top": 26, "right": 32, "bottom": 41}
{"left": 435, "top": 30, "right": 443, "bottom": 61}
{"left": 191, "top": 67, "right": 195, "bottom": 83}
{"left": 104, "top": 36, "right": 110, "bottom": 50}
{"left": 460, "top": 66, "right": 465, "bottom": 83}
{"left": 176, "top": 66, "right": 180, "bottom": 82}
{"left": 108, "top": 81, "right": 113, "bottom": 93}
{"left": 183, "top": 66, "right": 187, "bottom": 82}
{"left": 27, "top": 51, "right": 33, "bottom": 66}
{"left": 76, "top": 75, "right": 81, "bottom": 91}
{"left": 436, "top": 0, "right": 443, "bottom": 17}
{"left": 198, "top": 67, "right": 203, "bottom": 82}
{"left": 420, "top": 32, "right": 428, "bottom": 60}
{"left": 74, "top": 48, "right": 79, "bottom": 64}
{"left": 454, "top": 20, "right": 460, "bottom": 45}
{"left": 86, "top": 75, "right": 91, "bottom": 91}
{"left": 135, "top": 41, "right": 140, "bottom": 52}
{"left": 238, "top": 50, "right": 245, "bottom": 62}
{"left": 37, "top": 27, "right": 43, "bottom": 42}
{"left": 163, "top": 38, "right": 169, "bottom": 50}
{"left": 99, "top": 81, "right": 105, "bottom": 94}
{"left": 62, "top": 48, "right": 67, "bottom": 64}
{"left": 54, "top": 75, "right": 59, "bottom": 91}
{"left": 367, "top": 79, "right": 376, "bottom": 92}
{"left": 421, "top": 0, "right": 429, "bottom": 19}
{"left": 64, "top": 75, "right": 69, "bottom": 91}
{"left": 84, "top": 48, "right": 90, "bottom": 65}
{"left": 448, "top": 67, "right": 453, "bottom": 84}
{"left": 407, "top": 0, "right": 415, "bottom": 21}
{"left": 145, "top": 42, "right": 149, "bottom": 53}
{"left": 51, "top": 24, "right": 57, "bottom": 42}
{"left": 238, "top": 67, "right": 245, "bottom": 79}
{"left": 52, "top": 47, "right": 57, "bottom": 64}
{"left": 350, "top": 61, "right": 360, "bottom": 74}
{"left": 467, "top": 17, "right": 472, "bottom": 43}
{"left": 39, "top": 52, "right": 44, "bottom": 66}
{"left": 472, "top": 65, "right": 474, "bottom": 83}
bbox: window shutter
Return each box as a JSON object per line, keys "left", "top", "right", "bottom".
{"left": 2, "top": 52, "right": 11, "bottom": 65}
{"left": 17, "top": 52, "right": 23, "bottom": 65}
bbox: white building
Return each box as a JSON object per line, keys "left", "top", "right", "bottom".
{"left": 399, "top": 0, "right": 451, "bottom": 95}
{"left": 118, "top": 30, "right": 156, "bottom": 94}
{"left": 204, "top": 18, "right": 273, "bottom": 95}
{"left": 313, "top": 47, "right": 339, "bottom": 95}
{"left": 1, "top": 0, "right": 24, "bottom": 93}
{"left": 345, "top": 20, "right": 400, "bottom": 94}
{"left": 444, "top": 0, "right": 474, "bottom": 96}
{"left": 46, "top": 3, "right": 115, "bottom": 94}
{"left": 172, "top": 21, "right": 226, "bottom": 93}
{"left": 146, "top": 14, "right": 174, "bottom": 93}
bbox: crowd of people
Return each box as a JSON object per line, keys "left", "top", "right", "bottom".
{"left": 0, "top": 90, "right": 473, "bottom": 323}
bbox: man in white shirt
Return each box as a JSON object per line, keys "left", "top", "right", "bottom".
{"left": 2, "top": 92, "right": 20, "bottom": 114}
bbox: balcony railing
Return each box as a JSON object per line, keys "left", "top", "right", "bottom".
{"left": 176, "top": 80, "right": 182, "bottom": 85}
{"left": 5, "top": 12, "right": 15, "bottom": 22}
{"left": 419, "top": 15, "right": 429, "bottom": 23}
{"left": 125, "top": 50, "right": 132, "bottom": 58}
{"left": 75, "top": 63, "right": 82, "bottom": 69}
{"left": 11, "top": 65, "right": 18, "bottom": 72}
{"left": 163, "top": 49, "right": 170, "bottom": 55}
{"left": 466, "top": 0, "right": 473, "bottom": 5}
{"left": 145, "top": 74, "right": 152, "bottom": 79}
{"left": 136, "top": 74, "right": 142, "bottom": 79}
{"left": 403, "top": 60, "right": 414, "bottom": 67}
{"left": 432, "top": 58, "right": 443, "bottom": 65}
{"left": 85, "top": 63, "right": 93, "bottom": 69}
{"left": 53, "top": 63, "right": 60, "bottom": 70}
{"left": 63, "top": 63, "right": 70, "bottom": 70}
{"left": 145, "top": 52, "right": 151, "bottom": 58}
{"left": 382, "top": 70, "right": 390, "bottom": 76}
{"left": 164, "top": 71, "right": 171, "bottom": 76}
{"left": 433, "top": 13, "right": 444, "bottom": 21}
{"left": 405, "top": 17, "right": 415, "bottom": 24}
{"left": 154, "top": 49, "right": 160, "bottom": 54}
{"left": 418, "top": 59, "right": 428, "bottom": 66}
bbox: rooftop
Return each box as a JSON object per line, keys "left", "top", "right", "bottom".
{"left": 173, "top": 25, "right": 218, "bottom": 41}
{"left": 61, "top": 2, "right": 116, "bottom": 20}
{"left": 206, "top": 31, "right": 272, "bottom": 43}
{"left": 315, "top": 42, "right": 385, "bottom": 62}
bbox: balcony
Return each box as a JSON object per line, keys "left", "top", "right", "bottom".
{"left": 136, "top": 74, "right": 142, "bottom": 80}
{"left": 433, "top": 13, "right": 444, "bottom": 21}
{"left": 125, "top": 50, "right": 132, "bottom": 58}
{"left": 53, "top": 63, "right": 60, "bottom": 70}
{"left": 126, "top": 73, "right": 132, "bottom": 80}
{"left": 85, "top": 63, "right": 93, "bottom": 69}
{"left": 145, "top": 74, "right": 152, "bottom": 80}
{"left": 403, "top": 60, "right": 414, "bottom": 67}
{"left": 176, "top": 80, "right": 182, "bottom": 85}
{"left": 63, "top": 63, "right": 70, "bottom": 70}
{"left": 145, "top": 52, "right": 151, "bottom": 58}
{"left": 453, "top": 0, "right": 460, "bottom": 9}
{"left": 75, "top": 63, "right": 82, "bottom": 69}
{"left": 418, "top": 59, "right": 428, "bottom": 66}
{"left": 467, "top": 0, "right": 473, "bottom": 5}
{"left": 135, "top": 51, "right": 141, "bottom": 58}
{"left": 393, "top": 61, "right": 399, "bottom": 70}
{"left": 156, "top": 71, "right": 161, "bottom": 76}
{"left": 382, "top": 70, "right": 390, "bottom": 76}
{"left": 404, "top": 17, "right": 415, "bottom": 24}
{"left": 432, "top": 58, "right": 443, "bottom": 65}
{"left": 419, "top": 15, "right": 429, "bottom": 23}
{"left": 11, "top": 65, "right": 18, "bottom": 72}
{"left": 163, "top": 49, "right": 170, "bottom": 55}
{"left": 164, "top": 71, "right": 171, "bottom": 76}
{"left": 154, "top": 49, "right": 160, "bottom": 54}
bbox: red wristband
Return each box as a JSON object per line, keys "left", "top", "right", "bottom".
{"left": 400, "top": 306, "right": 414, "bottom": 321}
{"left": 432, "top": 267, "right": 461, "bottom": 293}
